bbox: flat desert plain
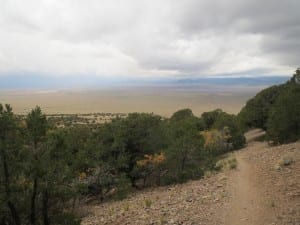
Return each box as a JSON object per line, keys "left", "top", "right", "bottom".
{"left": 0, "top": 85, "right": 264, "bottom": 116}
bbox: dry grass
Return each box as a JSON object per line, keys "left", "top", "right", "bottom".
{"left": 215, "top": 156, "right": 238, "bottom": 171}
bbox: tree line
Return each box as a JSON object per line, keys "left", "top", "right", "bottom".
{"left": 0, "top": 104, "right": 245, "bottom": 224}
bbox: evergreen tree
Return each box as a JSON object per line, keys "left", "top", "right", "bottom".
{"left": 0, "top": 104, "right": 22, "bottom": 225}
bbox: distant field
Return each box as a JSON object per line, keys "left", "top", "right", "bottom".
{"left": 0, "top": 85, "right": 264, "bottom": 117}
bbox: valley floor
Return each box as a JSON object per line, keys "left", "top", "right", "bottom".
{"left": 82, "top": 140, "right": 300, "bottom": 225}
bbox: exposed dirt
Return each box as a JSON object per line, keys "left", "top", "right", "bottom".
{"left": 82, "top": 139, "right": 300, "bottom": 225}
{"left": 223, "top": 141, "right": 300, "bottom": 225}
{"left": 223, "top": 149, "right": 264, "bottom": 225}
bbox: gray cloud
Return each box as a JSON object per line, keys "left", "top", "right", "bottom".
{"left": 176, "top": 0, "right": 300, "bottom": 70}
{"left": 0, "top": 0, "right": 298, "bottom": 78}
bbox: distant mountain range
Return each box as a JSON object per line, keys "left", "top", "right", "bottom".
{"left": 150, "top": 76, "right": 289, "bottom": 86}
{"left": 0, "top": 74, "right": 289, "bottom": 89}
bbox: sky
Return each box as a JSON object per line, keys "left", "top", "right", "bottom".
{"left": 0, "top": 0, "right": 299, "bottom": 80}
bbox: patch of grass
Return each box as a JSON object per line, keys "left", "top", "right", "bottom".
{"left": 279, "top": 156, "right": 294, "bottom": 167}
{"left": 204, "top": 170, "right": 217, "bottom": 178}
{"left": 108, "top": 207, "right": 115, "bottom": 216}
{"left": 271, "top": 200, "right": 276, "bottom": 208}
{"left": 159, "top": 216, "right": 167, "bottom": 224}
{"left": 275, "top": 155, "right": 295, "bottom": 170}
{"left": 144, "top": 199, "right": 152, "bottom": 208}
{"left": 221, "top": 191, "right": 228, "bottom": 198}
{"left": 228, "top": 158, "right": 237, "bottom": 169}
{"left": 215, "top": 160, "right": 224, "bottom": 171}
{"left": 123, "top": 202, "right": 130, "bottom": 212}
{"left": 215, "top": 156, "right": 238, "bottom": 171}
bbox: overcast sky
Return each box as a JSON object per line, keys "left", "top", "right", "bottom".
{"left": 0, "top": 0, "right": 299, "bottom": 78}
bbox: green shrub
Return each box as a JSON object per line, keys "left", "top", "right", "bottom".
{"left": 238, "top": 85, "right": 282, "bottom": 130}
{"left": 52, "top": 212, "right": 81, "bottom": 225}
{"left": 170, "top": 108, "right": 194, "bottom": 122}
{"left": 202, "top": 109, "right": 223, "bottom": 129}
{"left": 212, "top": 111, "right": 246, "bottom": 150}
{"left": 267, "top": 84, "right": 300, "bottom": 143}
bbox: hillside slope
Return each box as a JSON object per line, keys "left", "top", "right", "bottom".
{"left": 82, "top": 140, "right": 300, "bottom": 225}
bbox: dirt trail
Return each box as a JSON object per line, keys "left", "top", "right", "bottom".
{"left": 224, "top": 143, "right": 270, "bottom": 225}
{"left": 223, "top": 130, "right": 270, "bottom": 224}
{"left": 223, "top": 136, "right": 300, "bottom": 225}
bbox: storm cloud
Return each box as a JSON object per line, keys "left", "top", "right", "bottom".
{"left": 0, "top": 0, "right": 298, "bottom": 78}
